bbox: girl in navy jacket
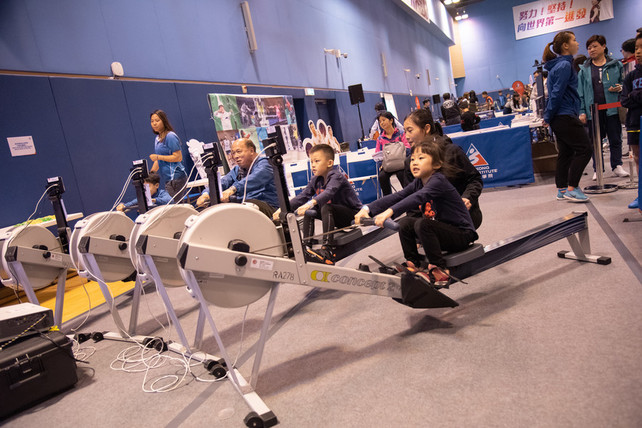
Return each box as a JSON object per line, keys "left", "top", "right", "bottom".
{"left": 355, "top": 140, "right": 477, "bottom": 287}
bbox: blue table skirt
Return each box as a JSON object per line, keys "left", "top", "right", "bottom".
{"left": 443, "top": 114, "right": 517, "bottom": 134}
{"left": 451, "top": 125, "right": 534, "bottom": 188}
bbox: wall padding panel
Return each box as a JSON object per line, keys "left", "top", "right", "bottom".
{"left": 0, "top": 75, "right": 84, "bottom": 226}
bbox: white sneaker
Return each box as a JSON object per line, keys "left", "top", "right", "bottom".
{"left": 592, "top": 172, "right": 597, "bottom": 181}
{"left": 613, "top": 165, "right": 629, "bottom": 177}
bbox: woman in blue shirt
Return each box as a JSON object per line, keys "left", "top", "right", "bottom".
{"left": 149, "top": 110, "right": 187, "bottom": 202}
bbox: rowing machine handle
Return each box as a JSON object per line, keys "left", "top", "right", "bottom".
{"left": 359, "top": 218, "right": 399, "bottom": 231}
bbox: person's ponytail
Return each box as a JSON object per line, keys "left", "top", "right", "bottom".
{"left": 542, "top": 42, "right": 557, "bottom": 62}
{"left": 543, "top": 31, "right": 575, "bottom": 63}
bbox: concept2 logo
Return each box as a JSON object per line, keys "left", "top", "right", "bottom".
{"left": 310, "top": 270, "right": 330, "bottom": 282}
{"left": 310, "top": 270, "right": 400, "bottom": 293}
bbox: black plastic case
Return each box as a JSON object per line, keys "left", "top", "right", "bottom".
{"left": 0, "top": 331, "right": 78, "bottom": 419}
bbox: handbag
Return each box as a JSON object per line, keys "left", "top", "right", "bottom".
{"left": 381, "top": 141, "right": 406, "bottom": 172}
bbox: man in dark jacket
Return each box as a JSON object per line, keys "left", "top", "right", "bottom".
{"left": 441, "top": 93, "right": 461, "bottom": 125}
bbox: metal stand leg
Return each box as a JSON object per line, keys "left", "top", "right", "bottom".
{"left": 141, "top": 254, "right": 193, "bottom": 353}
{"left": 81, "top": 253, "right": 128, "bottom": 336}
{"left": 618, "top": 154, "right": 638, "bottom": 189}
{"left": 54, "top": 269, "right": 67, "bottom": 327}
{"left": 194, "top": 308, "right": 205, "bottom": 350}
{"left": 250, "top": 284, "right": 280, "bottom": 389}
{"left": 557, "top": 229, "right": 611, "bottom": 265}
{"left": 6, "top": 261, "right": 39, "bottom": 305}
{"left": 128, "top": 276, "right": 143, "bottom": 336}
{"left": 585, "top": 103, "right": 618, "bottom": 194}
{"left": 182, "top": 269, "right": 277, "bottom": 426}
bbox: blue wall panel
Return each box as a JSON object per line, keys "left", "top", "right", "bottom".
{"left": 0, "top": 76, "right": 84, "bottom": 226}
{"left": 456, "top": 0, "right": 642, "bottom": 95}
{"left": 49, "top": 78, "right": 141, "bottom": 214}
{"left": 0, "top": 0, "right": 453, "bottom": 96}
{"left": 174, "top": 83, "right": 225, "bottom": 145}
{"left": 121, "top": 81, "right": 185, "bottom": 164}
{"left": 0, "top": 2, "right": 42, "bottom": 71}
{"left": 23, "top": 0, "right": 113, "bottom": 75}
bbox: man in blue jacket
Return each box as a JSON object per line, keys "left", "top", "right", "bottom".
{"left": 577, "top": 34, "right": 628, "bottom": 179}
{"left": 197, "top": 138, "right": 279, "bottom": 217}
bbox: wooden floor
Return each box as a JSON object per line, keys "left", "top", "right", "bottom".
{"left": 0, "top": 271, "right": 136, "bottom": 324}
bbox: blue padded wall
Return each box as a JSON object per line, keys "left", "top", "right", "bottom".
{"left": 49, "top": 78, "right": 142, "bottom": 215}
{"left": 456, "top": 0, "right": 642, "bottom": 95}
{"left": 0, "top": 74, "right": 424, "bottom": 225}
{"left": 0, "top": 0, "right": 454, "bottom": 97}
{"left": 0, "top": 75, "right": 84, "bottom": 226}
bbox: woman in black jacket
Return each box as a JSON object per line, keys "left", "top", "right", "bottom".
{"left": 401, "top": 108, "right": 483, "bottom": 228}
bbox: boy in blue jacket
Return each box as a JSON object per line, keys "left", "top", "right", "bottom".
{"left": 117, "top": 173, "right": 171, "bottom": 212}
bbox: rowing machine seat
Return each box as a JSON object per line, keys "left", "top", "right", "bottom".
{"left": 333, "top": 228, "right": 363, "bottom": 246}
{"left": 443, "top": 243, "right": 485, "bottom": 268}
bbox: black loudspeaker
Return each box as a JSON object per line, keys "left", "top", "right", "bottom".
{"left": 348, "top": 84, "right": 365, "bottom": 105}
{"left": 432, "top": 94, "right": 441, "bottom": 104}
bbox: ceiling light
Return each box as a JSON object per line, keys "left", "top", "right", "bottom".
{"left": 452, "top": 0, "right": 460, "bottom": 3}
{"left": 444, "top": 0, "right": 452, "bottom": 4}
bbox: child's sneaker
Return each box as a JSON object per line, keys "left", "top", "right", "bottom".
{"left": 628, "top": 198, "right": 639, "bottom": 209}
{"left": 556, "top": 189, "right": 567, "bottom": 201}
{"left": 564, "top": 188, "right": 589, "bottom": 203}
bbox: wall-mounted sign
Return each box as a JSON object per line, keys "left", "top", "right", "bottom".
{"left": 513, "top": 0, "right": 613, "bottom": 40}
{"left": 7, "top": 136, "right": 36, "bottom": 157}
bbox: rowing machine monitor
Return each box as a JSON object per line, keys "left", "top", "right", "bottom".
{"left": 46, "top": 176, "right": 70, "bottom": 254}
{"left": 131, "top": 159, "right": 149, "bottom": 214}
{"left": 202, "top": 143, "right": 223, "bottom": 206}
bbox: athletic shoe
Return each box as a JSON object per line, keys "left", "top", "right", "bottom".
{"left": 556, "top": 189, "right": 567, "bottom": 200}
{"left": 629, "top": 198, "right": 639, "bottom": 209}
{"left": 564, "top": 188, "right": 590, "bottom": 203}
{"left": 592, "top": 172, "right": 597, "bottom": 181}
{"left": 613, "top": 165, "right": 629, "bottom": 177}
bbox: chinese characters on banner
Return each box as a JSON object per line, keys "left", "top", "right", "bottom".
{"left": 513, "top": 0, "right": 613, "bottom": 40}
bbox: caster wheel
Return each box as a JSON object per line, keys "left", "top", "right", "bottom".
{"left": 203, "top": 360, "right": 227, "bottom": 379}
{"left": 244, "top": 412, "right": 263, "bottom": 428}
{"left": 211, "top": 364, "right": 227, "bottom": 379}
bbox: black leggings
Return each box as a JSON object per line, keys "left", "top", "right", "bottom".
{"left": 379, "top": 168, "right": 405, "bottom": 195}
{"left": 398, "top": 216, "right": 477, "bottom": 269}
{"left": 166, "top": 176, "right": 188, "bottom": 202}
{"left": 303, "top": 204, "right": 360, "bottom": 246}
{"left": 550, "top": 115, "right": 593, "bottom": 188}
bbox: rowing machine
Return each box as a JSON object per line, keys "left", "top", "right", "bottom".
{"left": 0, "top": 177, "right": 77, "bottom": 327}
